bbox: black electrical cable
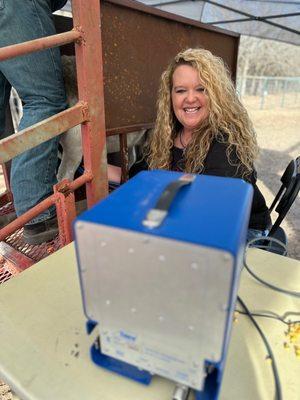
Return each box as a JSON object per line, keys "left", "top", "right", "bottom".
{"left": 235, "top": 309, "right": 300, "bottom": 326}
{"left": 282, "top": 311, "right": 300, "bottom": 320}
{"left": 237, "top": 296, "right": 282, "bottom": 400}
{"left": 244, "top": 237, "right": 300, "bottom": 298}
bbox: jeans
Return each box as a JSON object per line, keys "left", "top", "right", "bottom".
{"left": 0, "top": 0, "right": 67, "bottom": 223}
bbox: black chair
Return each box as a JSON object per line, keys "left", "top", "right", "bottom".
{"left": 266, "top": 156, "right": 300, "bottom": 254}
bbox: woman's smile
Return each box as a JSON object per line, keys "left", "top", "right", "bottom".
{"left": 171, "top": 64, "right": 209, "bottom": 134}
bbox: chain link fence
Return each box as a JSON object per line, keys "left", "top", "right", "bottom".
{"left": 237, "top": 76, "right": 300, "bottom": 110}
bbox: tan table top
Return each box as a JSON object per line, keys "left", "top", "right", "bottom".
{"left": 0, "top": 245, "right": 299, "bottom": 400}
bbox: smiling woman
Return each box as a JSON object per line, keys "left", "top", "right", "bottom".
{"left": 171, "top": 64, "right": 209, "bottom": 145}
{"left": 108, "top": 48, "right": 272, "bottom": 240}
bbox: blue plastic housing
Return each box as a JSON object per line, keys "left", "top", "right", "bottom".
{"left": 75, "top": 170, "right": 253, "bottom": 399}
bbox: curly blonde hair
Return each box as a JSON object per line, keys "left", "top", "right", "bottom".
{"left": 147, "top": 48, "right": 258, "bottom": 177}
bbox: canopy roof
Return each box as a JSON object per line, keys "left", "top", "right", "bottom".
{"left": 140, "top": 0, "right": 300, "bottom": 45}
{"left": 62, "top": 1, "right": 300, "bottom": 45}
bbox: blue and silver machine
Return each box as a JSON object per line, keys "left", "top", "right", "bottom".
{"left": 74, "top": 170, "right": 253, "bottom": 399}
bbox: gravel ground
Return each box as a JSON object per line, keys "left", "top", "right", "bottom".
{"left": 1, "top": 95, "right": 299, "bottom": 259}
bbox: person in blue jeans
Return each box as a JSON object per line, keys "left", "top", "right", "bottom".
{"left": 0, "top": 0, "right": 68, "bottom": 244}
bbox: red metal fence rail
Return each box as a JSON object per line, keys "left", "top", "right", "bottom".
{"left": 0, "top": 0, "right": 107, "bottom": 276}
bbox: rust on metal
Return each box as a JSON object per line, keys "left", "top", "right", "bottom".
{"left": 107, "top": 0, "right": 239, "bottom": 37}
{"left": 106, "top": 122, "right": 154, "bottom": 136}
{"left": 0, "top": 196, "right": 57, "bottom": 241}
{"left": 54, "top": 180, "right": 77, "bottom": 245}
{"left": 56, "top": 180, "right": 72, "bottom": 197}
{"left": 0, "top": 242, "right": 34, "bottom": 272}
{"left": 55, "top": 0, "right": 239, "bottom": 130}
{"left": 0, "top": 30, "right": 82, "bottom": 62}
{"left": 68, "top": 172, "right": 93, "bottom": 191}
{"left": 101, "top": 0, "right": 239, "bottom": 128}
{"left": 119, "top": 133, "right": 129, "bottom": 183}
{"left": 0, "top": 172, "right": 92, "bottom": 241}
{"left": 80, "top": 102, "right": 90, "bottom": 121}
{"left": 56, "top": 172, "right": 92, "bottom": 195}
{"left": 4, "top": 228, "right": 61, "bottom": 265}
{"left": 0, "top": 102, "right": 88, "bottom": 163}
{"left": 72, "top": 0, "right": 108, "bottom": 208}
{"left": 0, "top": 1, "right": 104, "bottom": 262}
{"left": 0, "top": 0, "right": 240, "bottom": 266}
{"left": 0, "top": 258, "right": 19, "bottom": 284}
{"left": 73, "top": 26, "right": 86, "bottom": 45}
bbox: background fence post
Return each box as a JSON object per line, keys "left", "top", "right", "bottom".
{"left": 281, "top": 80, "right": 288, "bottom": 108}
{"left": 260, "top": 78, "right": 268, "bottom": 110}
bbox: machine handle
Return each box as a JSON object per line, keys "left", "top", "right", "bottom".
{"left": 142, "top": 174, "right": 195, "bottom": 228}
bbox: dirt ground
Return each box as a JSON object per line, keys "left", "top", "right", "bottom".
{"left": 0, "top": 95, "right": 299, "bottom": 259}
{"left": 243, "top": 95, "right": 300, "bottom": 260}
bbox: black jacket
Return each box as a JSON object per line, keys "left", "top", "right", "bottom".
{"left": 129, "top": 139, "right": 271, "bottom": 230}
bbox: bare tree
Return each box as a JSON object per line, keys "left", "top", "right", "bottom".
{"left": 238, "top": 36, "right": 300, "bottom": 79}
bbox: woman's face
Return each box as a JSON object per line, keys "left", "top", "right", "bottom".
{"left": 171, "top": 64, "right": 209, "bottom": 133}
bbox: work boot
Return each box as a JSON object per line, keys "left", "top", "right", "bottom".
{"left": 0, "top": 211, "right": 17, "bottom": 228}
{"left": 23, "top": 216, "right": 58, "bottom": 245}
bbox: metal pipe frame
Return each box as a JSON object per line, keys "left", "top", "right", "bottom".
{"left": 72, "top": 0, "right": 108, "bottom": 208}
{"left": 0, "top": 172, "right": 92, "bottom": 242}
{"left": 0, "top": 242, "right": 34, "bottom": 272}
{"left": 0, "top": 29, "right": 82, "bottom": 62}
{"left": 106, "top": 122, "right": 154, "bottom": 137}
{"left": 0, "top": 0, "right": 107, "bottom": 247}
{"left": 119, "top": 133, "right": 129, "bottom": 183}
{"left": 54, "top": 180, "right": 77, "bottom": 246}
{"left": 0, "top": 102, "right": 88, "bottom": 163}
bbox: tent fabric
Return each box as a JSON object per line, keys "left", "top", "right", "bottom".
{"left": 61, "top": 0, "right": 300, "bottom": 45}
{"left": 139, "top": 0, "right": 300, "bottom": 45}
